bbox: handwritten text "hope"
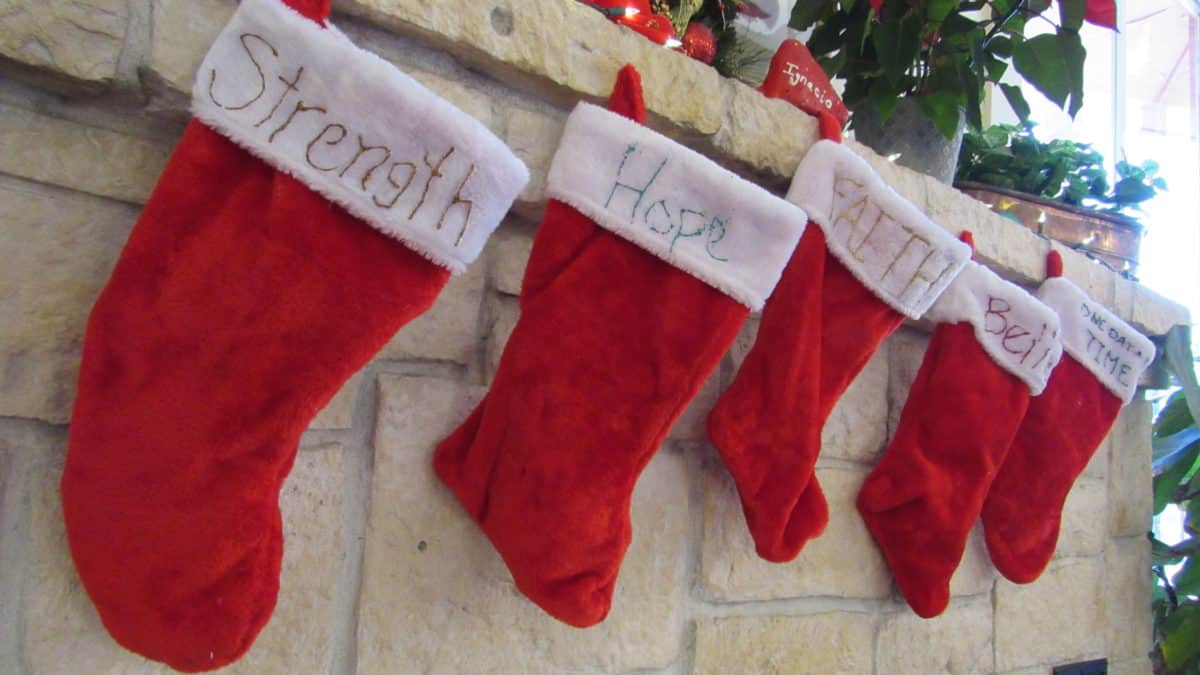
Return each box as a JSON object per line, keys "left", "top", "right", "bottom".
{"left": 604, "top": 143, "right": 729, "bottom": 262}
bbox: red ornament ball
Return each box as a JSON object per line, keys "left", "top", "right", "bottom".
{"left": 682, "top": 22, "right": 717, "bottom": 64}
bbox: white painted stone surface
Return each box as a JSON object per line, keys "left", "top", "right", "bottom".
{"left": 358, "top": 375, "right": 688, "bottom": 673}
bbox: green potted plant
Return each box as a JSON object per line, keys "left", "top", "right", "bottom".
{"left": 955, "top": 122, "right": 1165, "bottom": 273}
{"left": 789, "top": 0, "right": 1117, "bottom": 182}
{"left": 1151, "top": 325, "right": 1200, "bottom": 674}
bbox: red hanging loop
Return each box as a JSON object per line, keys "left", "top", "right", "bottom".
{"left": 959, "top": 230, "right": 976, "bottom": 260}
{"left": 609, "top": 65, "right": 648, "bottom": 125}
{"left": 817, "top": 111, "right": 842, "bottom": 143}
{"left": 283, "top": 0, "right": 331, "bottom": 25}
{"left": 1046, "top": 250, "right": 1064, "bottom": 278}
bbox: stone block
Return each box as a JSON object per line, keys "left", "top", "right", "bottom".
{"left": 335, "top": 22, "right": 498, "bottom": 133}
{"left": 489, "top": 223, "right": 536, "bottom": 297}
{"left": 923, "top": 173, "right": 1049, "bottom": 285}
{"left": 1108, "top": 399, "right": 1153, "bottom": 538}
{"left": 722, "top": 319, "right": 887, "bottom": 463}
{"left": 887, "top": 328, "right": 930, "bottom": 439}
{"left": 1083, "top": 432, "right": 1110, "bottom": 480}
{"left": 701, "top": 462, "right": 891, "bottom": 601}
{"left": 712, "top": 78, "right": 815, "bottom": 183}
{"left": 669, "top": 371, "right": 719, "bottom": 442}
{"left": 694, "top": 612, "right": 874, "bottom": 675}
{"left": 485, "top": 293, "right": 520, "bottom": 378}
{"left": 1105, "top": 536, "right": 1153, "bottom": 662}
{"left": 1113, "top": 274, "right": 1137, "bottom": 323}
{"left": 950, "top": 524, "right": 997, "bottom": 598}
{"left": 1109, "top": 657, "right": 1152, "bottom": 675}
{"left": 0, "top": 104, "right": 171, "bottom": 205}
{"left": 358, "top": 375, "right": 689, "bottom": 673}
{"left": 1130, "top": 282, "right": 1191, "bottom": 337}
{"left": 726, "top": 317, "right": 760, "bottom": 375}
{"left": 823, "top": 345, "right": 889, "bottom": 463}
{"left": 0, "top": 0, "right": 128, "bottom": 92}
{"left": 851, "top": 141, "right": 930, "bottom": 215}
{"left": 877, "top": 596, "right": 993, "bottom": 674}
{"left": 0, "top": 178, "right": 138, "bottom": 423}
{"left": 1052, "top": 241, "right": 1115, "bottom": 307}
{"left": 504, "top": 105, "right": 564, "bottom": 207}
{"left": 309, "top": 371, "right": 363, "bottom": 430}
{"left": 339, "top": 0, "right": 724, "bottom": 136}
{"left": 146, "top": 0, "right": 232, "bottom": 99}
{"left": 23, "top": 438, "right": 344, "bottom": 674}
{"left": 995, "top": 557, "right": 1106, "bottom": 671}
{"left": 377, "top": 262, "right": 485, "bottom": 364}
{"left": 1053, "top": 477, "right": 1107, "bottom": 559}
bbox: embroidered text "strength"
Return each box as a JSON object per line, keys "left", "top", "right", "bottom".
{"left": 207, "top": 33, "right": 478, "bottom": 247}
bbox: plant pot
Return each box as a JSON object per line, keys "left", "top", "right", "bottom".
{"left": 851, "top": 98, "right": 965, "bottom": 184}
{"left": 956, "top": 181, "right": 1144, "bottom": 275}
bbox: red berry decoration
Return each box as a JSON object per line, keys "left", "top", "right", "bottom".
{"left": 682, "top": 21, "right": 717, "bottom": 64}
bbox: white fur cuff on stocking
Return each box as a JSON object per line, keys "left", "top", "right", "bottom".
{"left": 925, "top": 262, "right": 1064, "bottom": 395}
{"left": 191, "top": 0, "right": 529, "bottom": 274}
{"left": 787, "top": 141, "right": 972, "bottom": 319}
{"left": 546, "top": 103, "right": 810, "bottom": 311}
{"left": 1037, "top": 278, "right": 1156, "bottom": 404}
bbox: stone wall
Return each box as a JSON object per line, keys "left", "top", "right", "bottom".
{"left": 0, "top": 1, "right": 1187, "bottom": 673}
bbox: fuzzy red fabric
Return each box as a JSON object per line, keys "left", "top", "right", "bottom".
{"left": 434, "top": 67, "right": 749, "bottom": 626}
{"left": 706, "top": 225, "right": 905, "bottom": 562}
{"left": 981, "top": 355, "right": 1122, "bottom": 583}
{"left": 857, "top": 321, "right": 1030, "bottom": 618}
{"left": 982, "top": 250, "right": 1130, "bottom": 584}
{"left": 59, "top": 2, "right": 451, "bottom": 671}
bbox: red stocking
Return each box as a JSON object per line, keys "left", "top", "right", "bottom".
{"left": 982, "top": 251, "right": 1155, "bottom": 583}
{"left": 707, "top": 140, "right": 972, "bottom": 562}
{"left": 857, "top": 249, "right": 1064, "bottom": 618}
{"left": 59, "top": 0, "right": 527, "bottom": 670}
{"left": 434, "top": 66, "right": 808, "bottom": 626}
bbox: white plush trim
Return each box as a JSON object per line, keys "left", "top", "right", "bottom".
{"left": 545, "top": 103, "right": 808, "bottom": 311}
{"left": 190, "top": 0, "right": 528, "bottom": 274}
{"left": 924, "top": 262, "right": 1064, "bottom": 395}
{"left": 1037, "top": 278, "right": 1155, "bottom": 404}
{"left": 787, "top": 141, "right": 971, "bottom": 319}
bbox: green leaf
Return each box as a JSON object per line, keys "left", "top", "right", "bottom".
{"left": 807, "top": 14, "right": 850, "bottom": 56}
{"left": 1166, "top": 325, "right": 1200, "bottom": 425}
{"left": 790, "top": 0, "right": 835, "bottom": 30}
{"left": 957, "top": 52, "right": 984, "bottom": 130}
{"left": 1114, "top": 178, "right": 1157, "bottom": 204}
{"left": 926, "top": 0, "right": 957, "bottom": 24}
{"left": 1163, "top": 604, "right": 1200, "bottom": 669}
{"left": 1059, "top": 0, "right": 1087, "bottom": 31}
{"left": 1178, "top": 558, "right": 1200, "bottom": 597}
{"left": 1155, "top": 441, "right": 1199, "bottom": 515}
{"left": 1157, "top": 392, "right": 1197, "bottom": 439}
{"left": 1155, "top": 537, "right": 1187, "bottom": 566}
{"left": 919, "top": 91, "right": 963, "bottom": 139}
{"left": 988, "top": 35, "right": 1014, "bottom": 58}
{"left": 1028, "top": 0, "right": 1053, "bottom": 12}
{"left": 870, "top": 80, "right": 900, "bottom": 122}
{"left": 941, "top": 13, "right": 979, "bottom": 36}
{"left": 871, "top": 10, "right": 922, "bottom": 87}
{"left": 1000, "top": 84, "right": 1032, "bottom": 122}
{"left": 1012, "top": 32, "right": 1086, "bottom": 117}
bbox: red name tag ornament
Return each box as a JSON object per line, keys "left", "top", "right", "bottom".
{"left": 759, "top": 39, "right": 849, "bottom": 128}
